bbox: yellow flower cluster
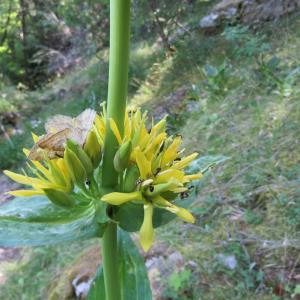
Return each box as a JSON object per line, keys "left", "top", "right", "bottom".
{"left": 102, "top": 108, "right": 202, "bottom": 250}
{"left": 4, "top": 107, "right": 202, "bottom": 251}
{"left": 4, "top": 133, "right": 74, "bottom": 197}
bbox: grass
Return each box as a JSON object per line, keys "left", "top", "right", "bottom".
{"left": 1, "top": 9, "right": 300, "bottom": 300}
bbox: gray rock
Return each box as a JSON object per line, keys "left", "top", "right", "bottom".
{"left": 199, "top": 0, "right": 300, "bottom": 29}
{"left": 216, "top": 254, "right": 238, "bottom": 270}
{"left": 199, "top": 13, "right": 220, "bottom": 28}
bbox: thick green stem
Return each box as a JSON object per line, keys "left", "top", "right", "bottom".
{"left": 102, "top": 0, "right": 131, "bottom": 188}
{"left": 102, "top": 222, "right": 119, "bottom": 300}
{"left": 101, "top": 1, "right": 131, "bottom": 300}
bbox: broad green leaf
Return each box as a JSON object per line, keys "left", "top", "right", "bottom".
{"left": 115, "top": 197, "right": 194, "bottom": 233}
{"left": 0, "top": 196, "right": 104, "bottom": 247}
{"left": 88, "top": 230, "right": 152, "bottom": 300}
{"left": 87, "top": 267, "right": 106, "bottom": 300}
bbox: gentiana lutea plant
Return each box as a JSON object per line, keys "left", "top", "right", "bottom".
{"left": 0, "top": 0, "right": 225, "bottom": 299}
{"left": 4, "top": 107, "right": 202, "bottom": 251}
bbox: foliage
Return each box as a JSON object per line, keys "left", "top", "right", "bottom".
{"left": 255, "top": 55, "right": 300, "bottom": 97}
{"left": 222, "top": 25, "right": 270, "bottom": 58}
{"left": 163, "top": 270, "right": 195, "bottom": 300}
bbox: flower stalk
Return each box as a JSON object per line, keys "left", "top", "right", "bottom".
{"left": 101, "top": 0, "right": 131, "bottom": 300}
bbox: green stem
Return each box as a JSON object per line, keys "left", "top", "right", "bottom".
{"left": 102, "top": 222, "right": 119, "bottom": 300}
{"left": 102, "top": 0, "right": 131, "bottom": 188}
{"left": 101, "top": 0, "right": 131, "bottom": 300}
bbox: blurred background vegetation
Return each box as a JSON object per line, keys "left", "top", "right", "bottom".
{"left": 0, "top": 0, "right": 300, "bottom": 299}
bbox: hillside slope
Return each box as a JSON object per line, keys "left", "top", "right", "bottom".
{"left": 0, "top": 10, "right": 300, "bottom": 300}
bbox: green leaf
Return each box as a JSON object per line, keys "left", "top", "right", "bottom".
{"left": 87, "top": 267, "right": 106, "bottom": 300}
{"left": 43, "top": 189, "right": 76, "bottom": 208}
{"left": 115, "top": 198, "right": 194, "bottom": 233}
{"left": 88, "top": 230, "right": 152, "bottom": 300}
{"left": 0, "top": 196, "right": 104, "bottom": 247}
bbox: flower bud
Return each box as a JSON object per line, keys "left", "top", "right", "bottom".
{"left": 143, "top": 180, "right": 176, "bottom": 198}
{"left": 64, "top": 148, "right": 87, "bottom": 190}
{"left": 84, "top": 130, "right": 102, "bottom": 168}
{"left": 43, "top": 189, "right": 75, "bottom": 208}
{"left": 113, "top": 140, "right": 132, "bottom": 172}
{"left": 66, "top": 140, "right": 93, "bottom": 176}
{"left": 48, "top": 161, "right": 68, "bottom": 187}
{"left": 123, "top": 165, "right": 140, "bottom": 192}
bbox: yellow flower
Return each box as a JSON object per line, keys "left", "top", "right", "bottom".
{"left": 4, "top": 135, "right": 73, "bottom": 197}
{"left": 4, "top": 158, "right": 72, "bottom": 196}
{"left": 4, "top": 111, "right": 105, "bottom": 198}
{"left": 102, "top": 108, "right": 202, "bottom": 251}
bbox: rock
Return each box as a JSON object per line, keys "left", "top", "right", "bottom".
{"left": 0, "top": 175, "right": 21, "bottom": 204}
{"left": 72, "top": 274, "right": 93, "bottom": 299}
{"left": 199, "top": 12, "right": 221, "bottom": 28}
{"left": 199, "top": 0, "right": 300, "bottom": 29}
{"left": 46, "top": 244, "right": 101, "bottom": 300}
{"left": 216, "top": 253, "right": 238, "bottom": 270}
{"left": 145, "top": 248, "right": 186, "bottom": 300}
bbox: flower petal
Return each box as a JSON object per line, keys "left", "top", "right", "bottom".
{"left": 184, "top": 173, "right": 203, "bottom": 182}
{"left": 161, "top": 136, "right": 182, "bottom": 166}
{"left": 109, "top": 118, "right": 122, "bottom": 144}
{"left": 31, "top": 132, "right": 39, "bottom": 143}
{"left": 135, "top": 148, "right": 152, "bottom": 179}
{"left": 139, "top": 204, "right": 154, "bottom": 251}
{"left": 172, "top": 153, "right": 198, "bottom": 169}
{"left": 154, "top": 195, "right": 195, "bottom": 223}
{"left": 101, "top": 191, "right": 143, "bottom": 205}
{"left": 155, "top": 169, "right": 185, "bottom": 184}
{"left": 6, "top": 189, "right": 44, "bottom": 197}
{"left": 4, "top": 170, "right": 44, "bottom": 186}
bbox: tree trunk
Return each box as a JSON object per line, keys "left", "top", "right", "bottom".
{"left": 19, "top": 0, "right": 29, "bottom": 80}
{"left": 0, "top": 0, "right": 13, "bottom": 46}
{"left": 148, "top": 0, "right": 173, "bottom": 54}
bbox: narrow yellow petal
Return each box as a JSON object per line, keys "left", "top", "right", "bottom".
{"left": 109, "top": 118, "right": 122, "bottom": 144}
{"left": 4, "top": 170, "right": 42, "bottom": 186}
{"left": 135, "top": 148, "right": 152, "bottom": 179}
{"left": 7, "top": 189, "right": 44, "bottom": 197}
{"left": 56, "top": 159, "right": 73, "bottom": 191}
{"left": 171, "top": 206, "right": 195, "bottom": 223}
{"left": 154, "top": 195, "right": 195, "bottom": 223}
{"left": 24, "top": 148, "right": 52, "bottom": 180}
{"left": 172, "top": 153, "right": 198, "bottom": 169}
{"left": 30, "top": 160, "right": 53, "bottom": 182}
{"left": 184, "top": 173, "right": 203, "bottom": 182}
{"left": 145, "top": 132, "right": 166, "bottom": 160}
{"left": 4, "top": 169, "right": 63, "bottom": 191}
{"left": 155, "top": 169, "right": 184, "bottom": 184}
{"left": 101, "top": 191, "right": 143, "bottom": 205}
{"left": 95, "top": 114, "right": 106, "bottom": 138}
{"left": 49, "top": 161, "right": 68, "bottom": 187}
{"left": 161, "top": 136, "right": 182, "bottom": 166}
{"left": 151, "top": 118, "right": 166, "bottom": 134}
{"left": 31, "top": 132, "right": 39, "bottom": 143}
{"left": 124, "top": 111, "right": 131, "bottom": 140}
{"left": 170, "top": 187, "right": 188, "bottom": 193}
{"left": 139, "top": 204, "right": 154, "bottom": 252}
{"left": 23, "top": 148, "right": 30, "bottom": 156}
